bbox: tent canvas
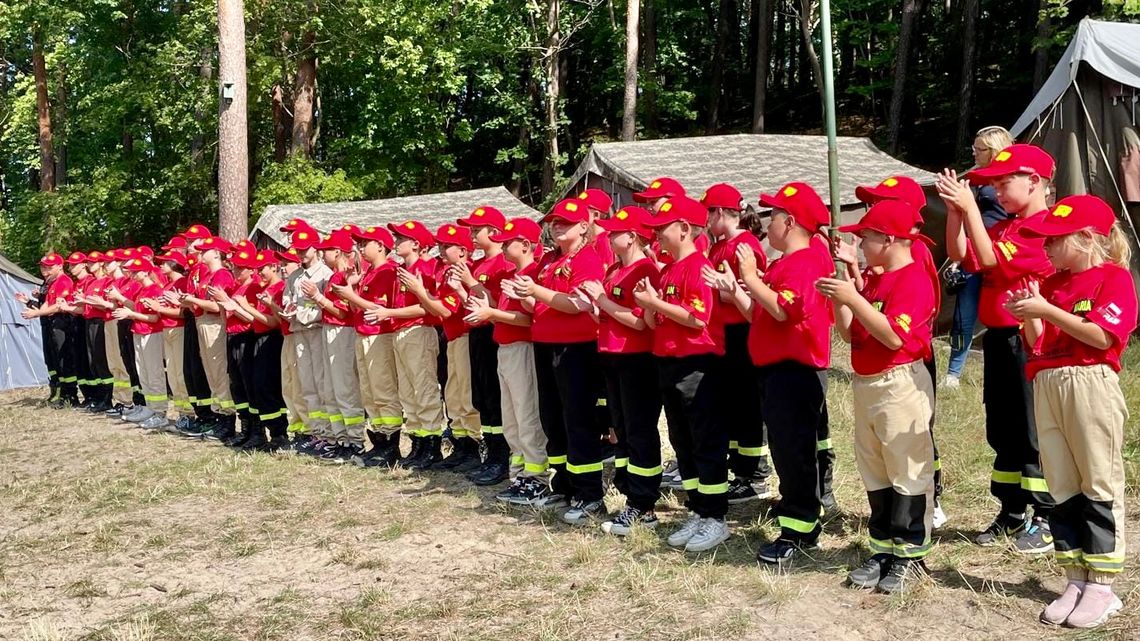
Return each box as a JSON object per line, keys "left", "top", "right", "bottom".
{"left": 0, "top": 253, "right": 48, "bottom": 391}
{"left": 250, "top": 186, "right": 541, "bottom": 249}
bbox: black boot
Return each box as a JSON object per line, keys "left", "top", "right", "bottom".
{"left": 435, "top": 437, "right": 480, "bottom": 472}
{"left": 266, "top": 423, "right": 290, "bottom": 451}
{"left": 207, "top": 414, "right": 236, "bottom": 441}
{"left": 360, "top": 433, "right": 399, "bottom": 468}
{"left": 240, "top": 419, "right": 269, "bottom": 452}
{"left": 408, "top": 435, "right": 443, "bottom": 470}
{"left": 468, "top": 434, "right": 509, "bottom": 486}
{"left": 226, "top": 416, "right": 255, "bottom": 447}
{"left": 396, "top": 435, "right": 424, "bottom": 468}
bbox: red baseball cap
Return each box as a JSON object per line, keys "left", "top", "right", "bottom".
{"left": 162, "top": 236, "right": 188, "bottom": 251}
{"left": 230, "top": 248, "right": 260, "bottom": 269}
{"left": 65, "top": 251, "right": 88, "bottom": 265}
{"left": 120, "top": 248, "right": 137, "bottom": 260}
{"left": 252, "top": 250, "right": 279, "bottom": 269}
{"left": 279, "top": 247, "right": 303, "bottom": 264}
{"left": 1021, "top": 195, "right": 1117, "bottom": 238}
{"left": 966, "top": 144, "right": 1056, "bottom": 183}
{"left": 194, "top": 236, "right": 232, "bottom": 254}
{"left": 700, "top": 183, "right": 743, "bottom": 211}
{"left": 759, "top": 182, "right": 829, "bottom": 232}
{"left": 576, "top": 188, "right": 613, "bottom": 213}
{"left": 388, "top": 220, "right": 434, "bottom": 247}
{"left": 122, "top": 257, "right": 157, "bottom": 272}
{"left": 157, "top": 249, "right": 189, "bottom": 268}
{"left": 315, "top": 230, "right": 355, "bottom": 253}
{"left": 40, "top": 253, "right": 64, "bottom": 267}
{"left": 855, "top": 176, "right": 927, "bottom": 224}
{"left": 632, "top": 177, "right": 686, "bottom": 203}
{"left": 351, "top": 225, "right": 395, "bottom": 250}
{"left": 338, "top": 223, "right": 363, "bottom": 237}
{"left": 596, "top": 206, "right": 653, "bottom": 240}
{"left": 136, "top": 246, "right": 155, "bottom": 259}
{"left": 645, "top": 196, "right": 709, "bottom": 228}
{"left": 182, "top": 224, "right": 213, "bottom": 240}
{"left": 290, "top": 229, "right": 320, "bottom": 250}
{"left": 490, "top": 217, "right": 542, "bottom": 244}
{"left": 87, "top": 251, "right": 106, "bottom": 263}
{"left": 838, "top": 200, "right": 933, "bottom": 246}
{"left": 542, "top": 199, "right": 590, "bottom": 225}
{"left": 457, "top": 206, "right": 507, "bottom": 230}
{"left": 279, "top": 218, "right": 318, "bottom": 235}
{"left": 435, "top": 223, "right": 474, "bottom": 252}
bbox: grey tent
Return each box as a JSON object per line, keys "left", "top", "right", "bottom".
{"left": 0, "top": 253, "right": 48, "bottom": 391}
{"left": 1010, "top": 18, "right": 1140, "bottom": 238}
{"left": 250, "top": 186, "right": 541, "bottom": 249}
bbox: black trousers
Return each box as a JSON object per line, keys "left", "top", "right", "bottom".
{"left": 923, "top": 352, "right": 943, "bottom": 499}
{"left": 250, "top": 331, "right": 287, "bottom": 435}
{"left": 982, "top": 327, "right": 1054, "bottom": 515}
{"left": 868, "top": 488, "right": 930, "bottom": 557}
{"left": 117, "top": 319, "right": 143, "bottom": 406}
{"left": 71, "top": 317, "right": 94, "bottom": 399}
{"left": 436, "top": 326, "right": 448, "bottom": 394}
{"left": 723, "top": 323, "right": 771, "bottom": 480}
{"left": 758, "top": 360, "right": 828, "bottom": 542}
{"left": 227, "top": 330, "right": 254, "bottom": 420}
{"left": 85, "top": 318, "right": 112, "bottom": 404}
{"left": 40, "top": 315, "right": 58, "bottom": 393}
{"left": 659, "top": 353, "right": 729, "bottom": 519}
{"left": 603, "top": 352, "right": 663, "bottom": 512}
{"left": 468, "top": 324, "right": 503, "bottom": 430}
{"left": 49, "top": 315, "right": 78, "bottom": 396}
{"left": 534, "top": 341, "right": 604, "bottom": 502}
{"left": 182, "top": 313, "right": 216, "bottom": 420}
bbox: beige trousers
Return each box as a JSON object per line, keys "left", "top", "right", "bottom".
{"left": 293, "top": 326, "right": 330, "bottom": 437}
{"left": 104, "top": 319, "right": 132, "bottom": 404}
{"left": 1035, "top": 365, "right": 1128, "bottom": 583}
{"left": 133, "top": 332, "right": 168, "bottom": 412}
{"left": 497, "top": 342, "right": 548, "bottom": 478}
{"left": 393, "top": 325, "right": 445, "bottom": 437}
{"left": 281, "top": 333, "right": 307, "bottom": 433}
{"left": 324, "top": 324, "right": 364, "bottom": 445}
{"left": 162, "top": 327, "right": 190, "bottom": 415}
{"left": 195, "top": 314, "right": 233, "bottom": 416}
{"left": 356, "top": 333, "right": 404, "bottom": 436}
{"left": 445, "top": 335, "right": 482, "bottom": 439}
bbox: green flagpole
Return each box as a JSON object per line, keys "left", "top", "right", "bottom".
{"left": 819, "top": 0, "right": 843, "bottom": 276}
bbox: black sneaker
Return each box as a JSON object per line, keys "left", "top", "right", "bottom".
{"left": 757, "top": 538, "right": 817, "bottom": 565}
{"left": 847, "top": 554, "right": 894, "bottom": 589}
{"left": 495, "top": 478, "right": 527, "bottom": 503}
{"left": 727, "top": 478, "right": 759, "bottom": 505}
{"left": 974, "top": 513, "right": 1027, "bottom": 546}
{"left": 1013, "top": 517, "right": 1054, "bottom": 554}
{"left": 104, "top": 403, "right": 127, "bottom": 418}
{"left": 876, "top": 558, "right": 927, "bottom": 594}
{"left": 501, "top": 477, "right": 558, "bottom": 507}
{"left": 174, "top": 416, "right": 192, "bottom": 431}
{"left": 561, "top": 499, "right": 606, "bottom": 526}
{"left": 601, "top": 506, "right": 659, "bottom": 536}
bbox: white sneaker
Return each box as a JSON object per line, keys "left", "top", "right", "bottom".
{"left": 666, "top": 511, "right": 703, "bottom": 547}
{"left": 943, "top": 374, "right": 960, "bottom": 389}
{"left": 685, "top": 518, "right": 730, "bottom": 552}
{"left": 932, "top": 504, "right": 948, "bottom": 529}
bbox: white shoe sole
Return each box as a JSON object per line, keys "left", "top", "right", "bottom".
{"left": 685, "top": 531, "right": 730, "bottom": 552}
{"left": 1066, "top": 597, "right": 1123, "bottom": 628}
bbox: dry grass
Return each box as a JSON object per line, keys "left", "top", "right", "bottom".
{"left": 0, "top": 338, "right": 1137, "bottom": 640}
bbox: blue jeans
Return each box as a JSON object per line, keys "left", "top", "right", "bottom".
{"left": 947, "top": 272, "right": 982, "bottom": 377}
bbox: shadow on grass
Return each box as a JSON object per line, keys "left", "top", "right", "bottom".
{"left": 928, "top": 567, "right": 1057, "bottom": 602}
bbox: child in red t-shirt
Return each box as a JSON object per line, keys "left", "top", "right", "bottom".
{"left": 636, "top": 195, "right": 728, "bottom": 553}
{"left": 817, "top": 200, "right": 937, "bottom": 595}
{"left": 112, "top": 257, "right": 169, "bottom": 430}
{"left": 1003, "top": 195, "right": 1136, "bottom": 629}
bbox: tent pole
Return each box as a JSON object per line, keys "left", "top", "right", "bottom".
{"left": 819, "top": 0, "right": 842, "bottom": 276}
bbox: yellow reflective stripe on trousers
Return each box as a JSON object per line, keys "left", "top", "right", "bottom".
{"left": 627, "top": 463, "right": 663, "bottom": 477}
{"left": 113, "top": 380, "right": 132, "bottom": 388}
{"left": 308, "top": 410, "right": 327, "bottom": 419}
{"left": 1020, "top": 476, "right": 1050, "bottom": 493}
{"left": 614, "top": 457, "right": 629, "bottom": 468}
{"left": 596, "top": 398, "right": 607, "bottom": 407}
{"left": 327, "top": 413, "right": 343, "bottom": 424}
{"left": 778, "top": 515, "right": 818, "bottom": 534}
{"left": 287, "top": 422, "right": 307, "bottom": 434}
{"left": 566, "top": 461, "right": 604, "bottom": 474}
{"left": 1084, "top": 552, "right": 1126, "bottom": 571}
{"left": 482, "top": 425, "right": 503, "bottom": 434}
{"left": 991, "top": 469, "right": 1022, "bottom": 484}
{"left": 1054, "top": 548, "right": 1083, "bottom": 561}
{"left": 144, "top": 394, "right": 168, "bottom": 402}
{"left": 548, "top": 455, "right": 567, "bottom": 465}
{"left": 343, "top": 415, "right": 365, "bottom": 426}
{"left": 370, "top": 416, "right": 402, "bottom": 426}
{"left": 196, "top": 397, "right": 216, "bottom": 406}
{"left": 510, "top": 454, "right": 525, "bottom": 465}
{"left": 59, "top": 376, "right": 78, "bottom": 383}
{"left": 681, "top": 478, "right": 699, "bottom": 490}
{"left": 933, "top": 459, "right": 942, "bottom": 471}
{"left": 698, "top": 482, "right": 729, "bottom": 495}
{"left": 260, "top": 409, "right": 286, "bottom": 421}
{"left": 868, "top": 537, "right": 895, "bottom": 555}
{"left": 816, "top": 438, "right": 832, "bottom": 451}
{"left": 234, "top": 402, "right": 249, "bottom": 411}
{"left": 524, "top": 460, "right": 549, "bottom": 473}
{"left": 451, "top": 429, "right": 469, "bottom": 438}
{"left": 894, "top": 538, "right": 932, "bottom": 559}
{"left": 737, "top": 445, "right": 769, "bottom": 457}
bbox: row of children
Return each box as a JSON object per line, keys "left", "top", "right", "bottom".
{"left": 19, "top": 142, "right": 1132, "bottom": 626}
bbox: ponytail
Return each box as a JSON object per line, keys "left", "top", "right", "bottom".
{"left": 1104, "top": 224, "right": 1132, "bottom": 268}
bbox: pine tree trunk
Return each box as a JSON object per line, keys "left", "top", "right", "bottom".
{"left": 886, "top": 0, "right": 922, "bottom": 155}
{"left": 751, "top": 0, "right": 771, "bottom": 133}
{"left": 1032, "top": 1, "right": 1051, "bottom": 93}
{"left": 541, "top": 0, "right": 561, "bottom": 196}
{"left": 796, "top": 0, "right": 823, "bottom": 108}
{"left": 33, "top": 32, "right": 55, "bottom": 193}
{"left": 706, "top": 0, "right": 732, "bottom": 133}
{"left": 272, "top": 83, "right": 289, "bottom": 161}
{"left": 955, "top": 0, "right": 979, "bottom": 164}
{"left": 641, "top": 0, "right": 657, "bottom": 136}
{"left": 292, "top": 28, "right": 316, "bottom": 158}
{"left": 773, "top": 1, "right": 785, "bottom": 91}
{"left": 55, "top": 62, "right": 68, "bottom": 187}
{"left": 621, "top": 0, "right": 639, "bottom": 141}
{"left": 217, "top": 0, "right": 249, "bottom": 240}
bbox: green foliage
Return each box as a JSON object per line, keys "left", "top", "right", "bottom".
{"left": 251, "top": 156, "right": 363, "bottom": 223}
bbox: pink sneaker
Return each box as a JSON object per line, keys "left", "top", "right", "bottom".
{"left": 1040, "top": 581, "right": 1083, "bottom": 625}
{"left": 1065, "top": 584, "right": 1123, "bottom": 628}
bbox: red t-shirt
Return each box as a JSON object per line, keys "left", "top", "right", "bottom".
{"left": 962, "top": 211, "right": 1055, "bottom": 329}
{"left": 655, "top": 233, "right": 711, "bottom": 265}
{"left": 748, "top": 239, "right": 834, "bottom": 369}
{"left": 593, "top": 231, "right": 617, "bottom": 270}
{"left": 494, "top": 261, "right": 538, "bottom": 345}
{"left": 225, "top": 277, "right": 260, "bottom": 334}
{"left": 187, "top": 262, "right": 210, "bottom": 317}
{"left": 354, "top": 261, "right": 397, "bottom": 336}
{"left": 253, "top": 280, "right": 286, "bottom": 334}
{"left": 84, "top": 276, "right": 113, "bottom": 321}
{"left": 531, "top": 246, "right": 605, "bottom": 344}
{"left": 130, "top": 282, "right": 165, "bottom": 335}
{"left": 708, "top": 231, "right": 768, "bottom": 326}
{"left": 159, "top": 276, "right": 186, "bottom": 329}
{"left": 598, "top": 257, "right": 658, "bottom": 354}
{"left": 321, "top": 271, "right": 352, "bottom": 327}
{"left": 198, "top": 268, "right": 236, "bottom": 318}
{"left": 469, "top": 252, "right": 514, "bottom": 329}
{"left": 389, "top": 258, "right": 436, "bottom": 332}
{"left": 850, "top": 262, "right": 935, "bottom": 375}
{"left": 910, "top": 240, "right": 941, "bottom": 324}
{"left": 45, "top": 273, "right": 75, "bottom": 308}
{"left": 652, "top": 251, "right": 723, "bottom": 357}
{"left": 1026, "top": 263, "right": 1138, "bottom": 380}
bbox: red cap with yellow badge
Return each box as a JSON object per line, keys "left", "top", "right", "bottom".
{"left": 596, "top": 206, "right": 654, "bottom": 240}
{"left": 351, "top": 225, "right": 395, "bottom": 250}
{"left": 855, "top": 175, "right": 927, "bottom": 223}
{"left": 1021, "top": 194, "right": 1116, "bottom": 238}
{"left": 457, "top": 206, "right": 507, "bottom": 230}
{"left": 279, "top": 218, "right": 318, "bottom": 235}
{"left": 278, "top": 246, "right": 303, "bottom": 264}
{"left": 387, "top": 220, "right": 434, "bottom": 247}
{"left": 541, "top": 199, "right": 590, "bottom": 225}
{"left": 290, "top": 229, "right": 320, "bottom": 250}
{"left": 632, "top": 177, "right": 685, "bottom": 203}
{"left": 700, "top": 183, "right": 743, "bottom": 211}
{"left": 65, "top": 251, "right": 88, "bottom": 265}
{"left": 576, "top": 188, "right": 613, "bottom": 213}
{"left": 965, "top": 144, "right": 1055, "bottom": 184}
{"left": 314, "top": 230, "right": 355, "bottom": 253}
{"left": 182, "top": 224, "right": 213, "bottom": 240}
{"left": 490, "top": 217, "right": 542, "bottom": 244}
{"left": 435, "top": 223, "right": 474, "bottom": 252}
{"left": 759, "top": 182, "right": 829, "bottom": 232}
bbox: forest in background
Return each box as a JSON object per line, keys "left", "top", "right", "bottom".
{"left": 1, "top": 0, "right": 1138, "bottom": 269}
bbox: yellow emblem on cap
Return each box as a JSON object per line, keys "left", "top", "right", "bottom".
{"left": 701, "top": 191, "right": 709, "bottom": 201}
{"left": 995, "top": 150, "right": 1012, "bottom": 162}
{"left": 565, "top": 202, "right": 579, "bottom": 212}
{"left": 883, "top": 178, "right": 899, "bottom": 188}
{"left": 447, "top": 226, "right": 457, "bottom": 235}
{"left": 298, "top": 232, "right": 308, "bottom": 239}
{"left": 505, "top": 222, "right": 515, "bottom": 231}
{"left": 1052, "top": 204, "right": 1073, "bottom": 218}
{"left": 660, "top": 203, "right": 673, "bottom": 213}
{"left": 189, "top": 226, "right": 200, "bottom": 232}
{"left": 474, "top": 208, "right": 485, "bottom": 217}
{"left": 287, "top": 248, "right": 297, "bottom": 255}
{"left": 239, "top": 251, "right": 249, "bottom": 259}
{"left": 578, "top": 191, "right": 589, "bottom": 199}
{"left": 650, "top": 181, "right": 662, "bottom": 189}
{"left": 366, "top": 227, "right": 375, "bottom": 233}
{"left": 616, "top": 210, "right": 629, "bottom": 220}
{"left": 405, "top": 222, "right": 416, "bottom": 229}
{"left": 783, "top": 186, "right": 798, "bottom": 197}
{"left": 256, "top": 252, "right": 266, "bottom": 260}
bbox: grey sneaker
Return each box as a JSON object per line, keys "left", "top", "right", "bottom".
{"left": 1013, "top": 517, "right": 1054, "bottom": 554}
{"left": 140, "top": 415, "right": 170, "bottom": 430}
{"left": 684, "top": 518, "right": 730, "bottom": 552}
{"left": 561, "top": 499, "right": 605, "bottom": 526}
{"left": 127, "top": 407, "right": 156, "bottom": 423}
{"left": 876, "top": 558, "right": 926, "bottom": 594}
{"left": 666, "top": 512, "right": 703, "bottom": 548}
{"left": 119, "top": 405, "right": 144, "bottom": 422}
{"left": 601, "top": 506, "right": 658, "bottom": 536}
{"left": 847, "top": 553, "right": 893, "bottom": 589}
{"left": 660, "top": 459, "right": 684, "bottom": 490}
